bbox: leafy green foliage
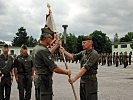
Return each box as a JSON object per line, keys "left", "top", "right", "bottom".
{"left": 12, "top": 27, "right": 37, "bottom": 47}
{"left": 90, "top": 30, "right": 112, "bottom": 53}
{"left": 120, "top": 32, "right": 133, "bottom": 42}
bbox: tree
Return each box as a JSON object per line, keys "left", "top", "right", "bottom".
{"left": 114, "top": 33, "right": 119, "bottom": 43}
{"left": 12, "top": 27, "right": 29, "bottom": 46}
{"left": 27, "top": 36, "right": 38, "bottom": 47}
{"left": 77, "top": 35, "right": 83, "bottom": 53}
{"left": 90, "top": 30, "right": 112, "bottom": 53}
{"left": 61, "top": 33, "right": 77, "bottom": 53}
{"left": 120, "top": 32, "right": 133, "bottom": 42}
{"left": 67, "top": 33, "right": 77, "bottom": 53}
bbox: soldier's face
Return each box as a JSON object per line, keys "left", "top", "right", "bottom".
{"left": 82, "top": 40, "right": 92, "bottom": 50}
{"left": 2, "top": 47, "right": 9, "bottom": 55}
{"left": 46, "top": 35, "right": 53, "bottom": 45}
{"left": 21, "top": 48, "right": 28, "bottom": 55}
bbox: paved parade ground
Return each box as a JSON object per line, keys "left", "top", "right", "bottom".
{"left": 10, "top": 62, "right": 133, "bottom": 100}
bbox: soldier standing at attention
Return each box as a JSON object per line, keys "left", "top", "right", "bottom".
{"left": 128, "top": 52, "right": 132, "bottom": 65}
{"left": 123, "top": 51, "right": 128, "bottom": 68}
{"left": 0, "top": 44, "right": 14, "bottom": 100}
{"left": 107, "top": 53, "right": 112, "bottom": 66}
{"left": 107, "top": 53, "right": 110, "bottom": 66}
{"left": 14, "top": 44, "right": 34, "bottom": 100}
{"left": 60, "top": 35, "right": 99, "bottom": 100}
{"left": 113, "top": 52, "right": 116, "bottom": 65}
{"left": 98, "top": 53, "right": 101, "bottom": 65}
{"left": 119, "top": 52, "right": 123, "bottom": 65}
{"left": 32, "top": 28, "right": 71, "bottom": 100}
{"left": 115, "top": 52, "right": 119, "bottom": 67}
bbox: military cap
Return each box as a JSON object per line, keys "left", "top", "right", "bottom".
{"left": 40, "top": 27, "right": 54, "bottom": 40}
{"left": 41, "top": 26, "right": 54, "bottom": 36}
{"left": 3, "top": 44, "right": 9, "bottom": 48}
{"left": 82, "top": 35, "right": 92, "bottom": 41}
{"left": 21, "top": 44, "right": 27, "bottom": 49}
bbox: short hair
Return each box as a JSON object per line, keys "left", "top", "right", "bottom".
{"left": 21, "top": 44, "right": 27, "bottom": 49}
{"left": 3, "top": 44, "right": 9, "bottom": 48}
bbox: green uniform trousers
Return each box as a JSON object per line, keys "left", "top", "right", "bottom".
{"left": 17, "top": 74, "right": 32, "bottom": 100}
{"left": 34, "top": 75, "right": 53, "bottom": 100}
{"left": 0, "top": 76, "right": 12, "bottom": 100}
{"left": 80, "top": 79, "right": 98, "bottom": 100}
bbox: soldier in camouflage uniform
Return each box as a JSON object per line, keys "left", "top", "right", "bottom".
{"left": 60, "top": 35, "right": 99, "bottom": 100}
{"left": 14, "top": 44, "right": 34, "bottom": 100}
{"left": 0, "top": 44, "right": 14, "bottom": 100}
{"left": 32, "top": 27, "right": 71, "bottom": 100}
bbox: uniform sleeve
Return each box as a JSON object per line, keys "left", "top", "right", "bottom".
{"left": 83, "top": 52, "right": 99, "bottom": 71}
{"left": 73, "top": 51, "right": 83, "bottom": 61}
{"left": 40, "top": 50, "right": 57, "bottom": 71}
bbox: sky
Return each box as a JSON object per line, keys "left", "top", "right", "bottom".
{"left": 0, "top": 0, "right": 133, "bottom": 44}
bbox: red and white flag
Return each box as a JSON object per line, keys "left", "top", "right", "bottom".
{"left": 45, "top": 3, "right": 57, "bottom": 48}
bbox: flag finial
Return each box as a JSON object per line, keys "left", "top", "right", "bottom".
{"left": 47, "top": 3, "right": 51, "bottom": 10}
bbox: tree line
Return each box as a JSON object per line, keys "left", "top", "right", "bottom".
{"left": 4, "top": 27, "right": 133, "bottom": 53}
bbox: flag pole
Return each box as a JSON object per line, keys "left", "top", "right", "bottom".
{"left": 61, "top": 52, "right": 78, "bottom": 100}
{"left": 57, "top": 35, "right": 78, "bottom": 100}
{"left": 46, "top": 3, "right": 78, "bottom": 100}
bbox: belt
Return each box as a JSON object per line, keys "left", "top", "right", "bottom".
{"left": 88, "top": 74, "right": 96, "bottom": 78}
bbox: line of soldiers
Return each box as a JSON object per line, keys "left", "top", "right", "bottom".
{"left": 99, "top": 52, "right": 132, "bottom": 68}
{"left": 0, "top": 44, "right": 34, "bottom": 100}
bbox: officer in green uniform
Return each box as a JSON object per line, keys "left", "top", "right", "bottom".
{"left": 14, "top": 44, "right": 34, "bottom": 100}
{"left": 32, "top": 27, "right": 71, "bottom": 100}
{"left": 0, "top": 44, "right": 14, "bottom": 100}
{"left": 60, "top": 35, "right": 99, "bottom": 100}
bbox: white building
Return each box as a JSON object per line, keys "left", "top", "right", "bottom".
{"left": 112, "top": 42, "right": 133, "bottom": 54}
{"left": 0, "top": 46, "right": 33, "bottom": 56}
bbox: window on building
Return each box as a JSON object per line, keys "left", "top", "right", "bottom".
{"left": 30, "top": 50, "right": 32, "bottom": 55}
{"left": 114, "top": 45, "right": 118, "bottom": 48}
{"left": 121, "top": 44, "right": 127, "bottom": 48}
{"left": 10, "top": 50, "right": 14, "bottom": 55}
